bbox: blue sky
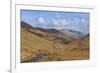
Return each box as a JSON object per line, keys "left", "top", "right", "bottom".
{"left": 21, "top": 9, "right": 90, "bottom": 34}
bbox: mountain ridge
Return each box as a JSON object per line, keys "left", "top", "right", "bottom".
{"left": 21, "top": 21, "right": 79, "bottom": 44}
{"left": 60, "top": 28, "right": 87, "bottom": 38}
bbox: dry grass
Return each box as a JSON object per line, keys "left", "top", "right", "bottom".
{"left": 21, "top": 28, "right": 89, "bottom": 63}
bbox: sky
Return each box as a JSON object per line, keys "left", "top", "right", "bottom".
{"left": 21, "top": 9, "right": 90, "bottom": 34}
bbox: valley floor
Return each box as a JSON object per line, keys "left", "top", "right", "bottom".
{"left": 21, "top": 35, "right": 89, "bottom": 63}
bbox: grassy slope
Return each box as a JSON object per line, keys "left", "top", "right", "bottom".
{"left": 21, "top": 28, "right": 54, "bottom": 62}
{"left": 21, "top": 27, "right": 89, "bottom": 63}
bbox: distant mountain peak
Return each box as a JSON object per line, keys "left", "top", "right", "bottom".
{"left": 60, "top": 29, "right": 86, "bottom": 38}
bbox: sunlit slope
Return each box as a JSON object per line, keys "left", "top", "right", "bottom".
{"left": 21, "top": 28, "right": 54, "bottom": 62}
{"left": 21, "top": 21, "right": 89, "bottom": 62}
{"left": 21, "top": 28, "right": 54, "bottom": 51}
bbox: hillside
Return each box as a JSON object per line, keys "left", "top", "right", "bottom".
{"left": 60, "top": 29, "right": 86, "bottom": 39}
{"left": 21, "top": 21, "right": 90, "bottom": 63}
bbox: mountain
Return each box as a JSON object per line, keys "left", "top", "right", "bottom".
{"left": 85, "top": 33, "right": 89, "bottom": 37}
{"left": 21, "top": 21, "right": 78, "bottom": 44}
{"left": 21, "top": 21, "right": 89, "bottom": 62}
{"left": 67, "top": 29, "right": 85, "bottom": 36}
{"left": 21, "top": 21, "right": 34, "bottom": 29}
{"left": 60, "top": 29, "right": 86, "bottom": 38}
{"left": 21, "top": 21, "right": 61, "bottom": 33}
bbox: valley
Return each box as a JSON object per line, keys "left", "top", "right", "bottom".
{"left": 21, "top": 21, "right": 89, "bottom": 63}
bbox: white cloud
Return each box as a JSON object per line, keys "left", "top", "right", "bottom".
{"left": 52, "top": 18, "right": 71, "bottom": 30}
{"left": 35, "top": 16, "right": 49, "bottom": 28}
{"left": 52, "top": 19, "right": 59, "bottom": 25}
{"left": 81, "top": 18, "right": 85, "bottom": 23}
{"left": 60, "top": 19, "right": 68, "bottom": 26}
{"left": 53, "top": 18, "right": 68, "bottom": 26}
{"left": 37, "top": 16, "right": 46, "bottom": 25}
